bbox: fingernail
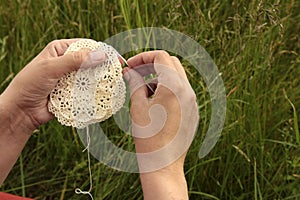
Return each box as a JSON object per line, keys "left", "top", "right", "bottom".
{"left": 123, "top": 70, "right": 130, "bottom": 81}
{"left": 89, "top": 50, "right": 106, "bottom": 63}
{"left": 80, "top": 50, "right": 106, "bottom": 69}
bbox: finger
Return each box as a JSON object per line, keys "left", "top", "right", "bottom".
{"left": 39, "top": 39, "right": 82, "bottom": 58}
{"left": 80, "top": 50, "right": 107, "bottom": 68}
{"left": 127, "top": 50, "right": 178, "bottom": 72}
{"left": 123, "top": 66, "right": 157, "bottom": 98}
{"left": 127, "top": 51, "right": 185, "bottom": 99}
{"left": 131, "top": 63, "right": 156, "bottom": 77}
{"left": 170, "top": 56, "right": 188, "bottom": 80}
{"left": 123, "top": 67, "right": 149, "bottom": 104}
{"left": 42, "top": 50, "right": 106, "bottom": 79}
{"left": 127, "top": 51, "right": 182, "bottom": 90}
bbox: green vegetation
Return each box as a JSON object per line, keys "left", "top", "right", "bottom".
{"left": 0, "top": 0, "right": 299, "bottom": 199}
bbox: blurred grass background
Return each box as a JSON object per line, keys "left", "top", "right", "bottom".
{"left": 0, "top": 0, "right": 299, "bottom": 199}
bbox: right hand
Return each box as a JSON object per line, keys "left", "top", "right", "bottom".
{"left": 124, "top": 50, "right": 199, "bottom": 173}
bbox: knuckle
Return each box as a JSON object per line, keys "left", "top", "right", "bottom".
{"left": 171, "top": 56, "right": 180, "bottom": 62}
{"left": 189, "top": 91, "right": 197, "bottom": 103}
{"left": 47, "top": 39, "right": 61, "bottom": 48}
{"left": 171, "top": 82, "right": 197, "bottom": 103}
{"left": 38, "top": 59, "right": 53, "bottom": 75}
{"left": 71, "top": 51, "right": 84, "bottom": 67}
{"left": 156, "top": 50, "right": 170, "bottom": 57}
{"left": 184, "top": 85, "right": 197, "bottom": 103}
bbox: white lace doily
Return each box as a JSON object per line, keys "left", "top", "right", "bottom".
{"left": 48, "top": 39, "right": 126, "bottom": 129}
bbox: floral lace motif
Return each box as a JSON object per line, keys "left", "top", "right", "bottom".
{"left": 48, "top": 39, "right": 126, "bottom": 128}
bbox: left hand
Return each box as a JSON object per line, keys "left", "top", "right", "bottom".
{"left": 0, "top": 39, "right": 106, "bottom": 130}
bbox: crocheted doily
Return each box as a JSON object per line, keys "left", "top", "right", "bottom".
{"left": 48, "top": 39, "right": 126, "bottom": 129}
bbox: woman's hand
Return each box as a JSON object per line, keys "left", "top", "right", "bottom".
{"left": 124, "top": 50, "right": 199, "bottom": 200}
{"left": 0, "top": 39, "right": 106, "bottom": 130}
{"left": 0, "top": 39, "right": 106, "bottom": 184}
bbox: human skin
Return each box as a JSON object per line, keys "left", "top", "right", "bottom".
{"left": 0, "top": 39, "right": 106, "bottom": 184}
{"left": 0, "top": 40, "right": 198, "bottom": 200}
{"left": 124, "top": 51, "right": 199, "bottom": 200}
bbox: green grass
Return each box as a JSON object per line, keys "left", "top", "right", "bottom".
{"left": 1, "top": 0, "right": 299, "bottom": 199}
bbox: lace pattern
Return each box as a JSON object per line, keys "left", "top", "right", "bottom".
{"left": 48, "top": 39, "right": 126, "bottom": 128}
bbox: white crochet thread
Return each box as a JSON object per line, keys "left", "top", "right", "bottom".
{"left": 75, "top": 126, "right": 94, "bottom": 200}
{"left": 48, "top": 39, "right": 126, "bottom": 129}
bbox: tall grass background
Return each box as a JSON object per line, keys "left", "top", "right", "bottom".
{"left": 0, "top": 0, "right": 299, "bottom": 199}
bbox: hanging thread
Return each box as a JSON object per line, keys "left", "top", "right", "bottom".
{"left": 75, "top": 126, "right": 94, "bottom": 200}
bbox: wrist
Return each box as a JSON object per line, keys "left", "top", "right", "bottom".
{"left": 140, "top": 163, "right": 186, "bottom": 183}
{"left": 140, "top": 164, "right": 188, "bottom": 200}
{"left": 0, "top": 94, "right": 34, "bottom": 184}
{"left": 0, "top": 94, "right": 36, "bottom": 135}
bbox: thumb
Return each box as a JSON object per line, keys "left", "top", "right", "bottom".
{"left": 123, "top": 67, "right": 148, "bottom": 104}
{"left": 123, "top": 67, "right": 150, "bottom": 127}
{"left": 45, "top": 50, "right": 106, "bottom": 78}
